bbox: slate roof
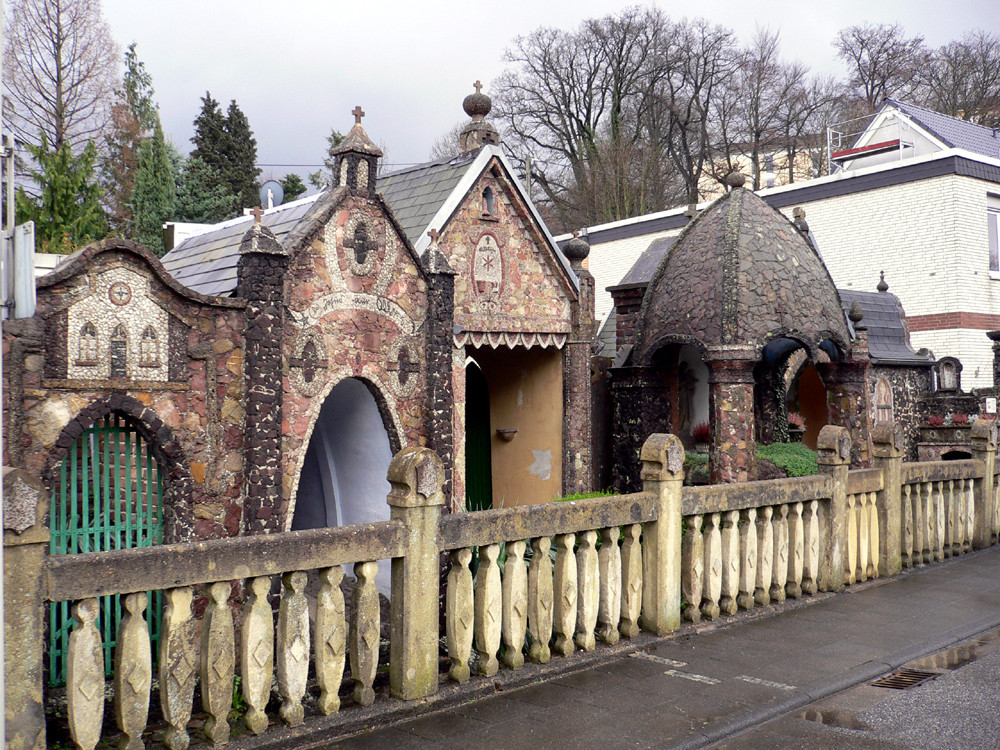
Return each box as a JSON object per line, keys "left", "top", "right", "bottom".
{"left": 839, "top": 289, "right": 932, "bottom": 366}
{"left": 160, "top": 195, "right": 320, "bottom": 297}
{"left": 883, "top": 99, "right": 1000, "bottom": 160}
{"left": 376, "top": 152, "right": 476, "bottom": 246}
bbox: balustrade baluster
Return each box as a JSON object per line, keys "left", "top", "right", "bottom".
{"left": 720, "top": 511, "right": 740, "bottom": 614}
{"left": 241, "top": 576, "right": 273, "bottom": 735}
{"left": 869, "top": 492, "right": 880, "bottom": 579}
{"left": 447, "top": 548, "right": 474, "bottom": 681}
{"left": 738, "top": 508, "right": 758, "bottom": 609}
{"left": 277, "top": 571, "right": 310, "bottom": 726}
{"left": 597, "top": 527, "right": 622, "bottom": 644}
{"left": 619, "top": 525, "right": 642, "bottom": 638}
{"left": 770, "top": 505, "right": 789, "bottom": 603}
{"left": 962, "top": 479, "right": 976, "bottom": 552}
{"left": 701, "top": 513, "right": 722, "bottom": 620}
{"left": 502, "top": 540, "right": 528, "bottom": 668}
{"left": 857, "top": 494, "right": 869, "bottom": 583}
{"left": 755, "top": 507, "right": 773, "bottom": 607}
{"left": 955, "top": 479, "right": 967, "bottom": 554}
{"left": 786, "top": 502, "right": 804, "bottom": 598}
{"left": 67, "top": 598, "right": 104, "bottom": 750}
{"left": 201, "top": 582, "right": 234, "bottom": 745}
{"left": 921, "top": 481, "right": 932, "bottom": 564}
{"left": 552, "top": 533, "right": 578, "bottom": 657}
{"left": 475, "top": 543, "right": 502, "bottom": 674}
{"left": 160, "top": 587, "right": 195, "bottom": 750}
{"left": 349, "top": 561, "right": 379, "bottom": 706}
{"left": 945, "top": 480, "right": 955, "bottom": 558}
{"left": 903, "top": 484, "right": 913, "bottom": 568}
{"left": 803, "top": 501, "right": 819, "bottom": 595}
{"left": 682, "top": 514, "right": 704, "bottom": 622}
{"left": 315, "top": 567, "right": 346, "bottom": 714}
{"left": 527, "top": 537, "right": 553, "bottom": 663}
{"left": 934, "top": 482, "right": 944, "bottom": 562}
{"left": 912, "top": 483, "right": 924, "bottom": 566}
{"left": 575, "top": 530, "right": 599, "bottom": 650}
{"left": 846, "top": 493, "right": 858, "bottom": 584}
{"left": 115, "top": 592, "right": 152, "bottom": 750}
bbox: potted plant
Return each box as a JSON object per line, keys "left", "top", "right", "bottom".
{"left": 787, "top": 412, "right": 806, "bottom": 442}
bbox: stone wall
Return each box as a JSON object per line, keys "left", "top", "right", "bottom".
{"left": 869, "top": 365, "right": 934, "bottom": 460}
{"left": 3, "top": 240, "right": 247, "bottom": 542}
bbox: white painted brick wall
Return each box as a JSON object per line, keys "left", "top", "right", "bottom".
{"left": 587, "top": 228, "right": 680, "bottom": 323}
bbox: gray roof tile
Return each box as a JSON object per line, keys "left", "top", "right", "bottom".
{"left": 885, "top": 99, "right": 1000, "bottom": 160}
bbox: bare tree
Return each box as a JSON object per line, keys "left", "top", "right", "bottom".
{"left": 921, "top": 30, "right": 1000, "bottom": 127}
{"left": 778, "top": 74, "right": 845, "bottom": 183}
{"left": 3, "top": 0, "right": 120, "bottom": 153}
{"left": 834, "top": 22, "right": 925, "bottom": 113}
{"left": 428, "top": 121, "right": 464, "bottom": 161}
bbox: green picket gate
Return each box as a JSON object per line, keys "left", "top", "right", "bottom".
{"left": 48, "top": 413, "right": 164, "bottom": 685}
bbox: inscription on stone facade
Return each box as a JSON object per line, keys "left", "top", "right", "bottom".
{"left": 472, "top": 233, "right": 503, "bottom": 314}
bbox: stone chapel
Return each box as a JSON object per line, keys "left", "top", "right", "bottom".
{"left": 1, "top": 89, "right": 595, "bottom": 565}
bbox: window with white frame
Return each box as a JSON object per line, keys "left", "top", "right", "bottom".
{"left": 989, "top": 194, "right": 1000, "bottom": 274}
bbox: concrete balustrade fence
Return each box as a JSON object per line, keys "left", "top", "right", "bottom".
{"left": 4, "top": 424, "right": 999, "bottom": 750}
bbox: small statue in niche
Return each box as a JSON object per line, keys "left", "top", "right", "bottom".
{"left": 353, "top": 224, "right": 371, "bottom": 265}
{"left": 78, "top": 321, "right": 98, "bottom": 364}
{"left": 140, "top": 326, "right": 159, "bottom": 367}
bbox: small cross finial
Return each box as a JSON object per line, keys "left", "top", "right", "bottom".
{"left": 428, "top": 228, "right": 440, "bottom": 244}
{"left": 250, "top": 206, "right": 264, "bottom": 225}
{"left": 473, "top": 80, "right": 482, "bottom": 94}
{"left": 352, "top": 106, "right": 365, "bottom": 125}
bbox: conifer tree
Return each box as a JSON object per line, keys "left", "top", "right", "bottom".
{"left": 279, "top": 173, "right": 307, "bottom": 202}
{"left": 16, "top": 133, "right": 108, "bottom": 253}
{"left": 225, "top": 100, "right": 261, "bottom": 209}
{"left": 131, "top": 120, "right": 176, "bottom": 255}
{"left": 172, "top": 147, "right": 233, "bottom": 225}
{"left": 189, "top": 92, "right": 260, "bottom": 214}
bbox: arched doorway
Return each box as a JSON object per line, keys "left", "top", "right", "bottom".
{"left": 292, "top": 378, "right": 394, "bottom": 591}
{"left": 49, "top": 412, "right": 164, "bottom": 684}
{"left": 464, "top": 360, "right": 493, "bottom": 511}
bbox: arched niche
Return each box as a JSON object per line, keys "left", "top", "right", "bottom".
{"left": 291, "top": 377, "right": 394, "bottom": 592}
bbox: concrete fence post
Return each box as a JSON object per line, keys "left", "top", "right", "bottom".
{"left": 3, "top": 468, "right": 48, "bottom": 750}
{"left": 817, "top": 425, "right": 851, "bottom": 592}
{"left": 970, "top": 421, "right": 998, "bottom": 549}
{"left": 639, "top": 433, "right": 684, "bottom": 636}
{"left": 387, "top": 447, "right": 444, "bottom": 700}
{"left": 872, "top": 422, "right": 904, "bottom": 577}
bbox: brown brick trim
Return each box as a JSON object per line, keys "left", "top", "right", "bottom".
{"left": 906, "top": 312, "right": 1000, "bottom": 332}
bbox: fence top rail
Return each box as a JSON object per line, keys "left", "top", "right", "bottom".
{"left": 43, "top": 518, "right": 405, "bottom": 602}
{"left": 438, "top": 492, "right": 653, "bottom": 551}
{"left": 682, "top": 474, "right": 831, "bottom": 516}
{"left": 900, "top": 459, "right": 983, "bottom": 485}
{"left": 847, "top": 468, "right": 884, "bottom": 496}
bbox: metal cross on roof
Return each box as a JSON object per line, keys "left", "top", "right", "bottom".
{"left": 352, "top": 106, "right": 365, "bottom": 125}
{"left": 473, "top": 80, "right": 482, "bottom": 94}
{"left": 249, "top": 206, "right": 264, "bottom": 225}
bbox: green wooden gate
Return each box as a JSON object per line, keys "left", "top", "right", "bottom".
{"left": 465, "top": 363, "right": 493, "bottom": 512}
{"left": 48, "top": 413, "right": 164, "bottom": 685}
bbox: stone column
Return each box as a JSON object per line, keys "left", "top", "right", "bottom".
{"left": 970, "top": 420, "right": 998, "bottom": 549}
{"left": 423, "top": 240, "right": 457, "bottom": 503}
{"left": 708, "top": 350, "right": 756, "bottom": 483}
{"left": 236, "top": 223, "right": 289, "bottom": 534}
{"left": 562, "top": 237, "right": 595, "bottom": 496}
{"left": 4, "top": 468, "right": 48, "bottom": 750}
{"left": 388, "top": 447, "right": 444, "bottom": 700}
{"left": 818, "top": 333, "right": 873, "bottom": 468}
{"left": 610, "top": 366, "right": 670, "bottom": 493}
{"left": 817, "top": 425, "right": 851, "bottom": 592}
{"left": 639, "top": 433, "right": 684, "bottom": 636}
{"left": 872, "top": 421, "right": 904, "bottom": 576}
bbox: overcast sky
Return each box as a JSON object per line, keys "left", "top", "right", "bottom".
{"left": 102, "top": 0, "right": 1000, "bottom": 190}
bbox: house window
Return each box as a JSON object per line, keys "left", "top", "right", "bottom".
{"left": 875, "top": 378, "right": 893, "bottom": 423}
{"left": 78, "top": 322, "right": 98, "bottom": 364}
{"left": 482, "top": 187, "right": 495, "bottom": 217}
{"left": 139, "top": 326, "right": 159, "bottom": 367}
{"left": 989, "top": 194, "right": 1000, "bottom": 273}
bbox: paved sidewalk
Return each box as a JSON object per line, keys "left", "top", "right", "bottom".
{"left": 315, "top": 547, "right": 1000, "bottom": 749}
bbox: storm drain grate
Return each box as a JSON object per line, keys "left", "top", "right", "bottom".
{"left": 870, "top": 668, "right": 939, "bottom": 690}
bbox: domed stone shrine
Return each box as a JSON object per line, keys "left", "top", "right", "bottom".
{"left": 612, "top": 177, "right": 871, "bottom": 487}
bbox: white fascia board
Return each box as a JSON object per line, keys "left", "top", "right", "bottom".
{"left": 415, "top": 145, "right": 579, "bottom": 292}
